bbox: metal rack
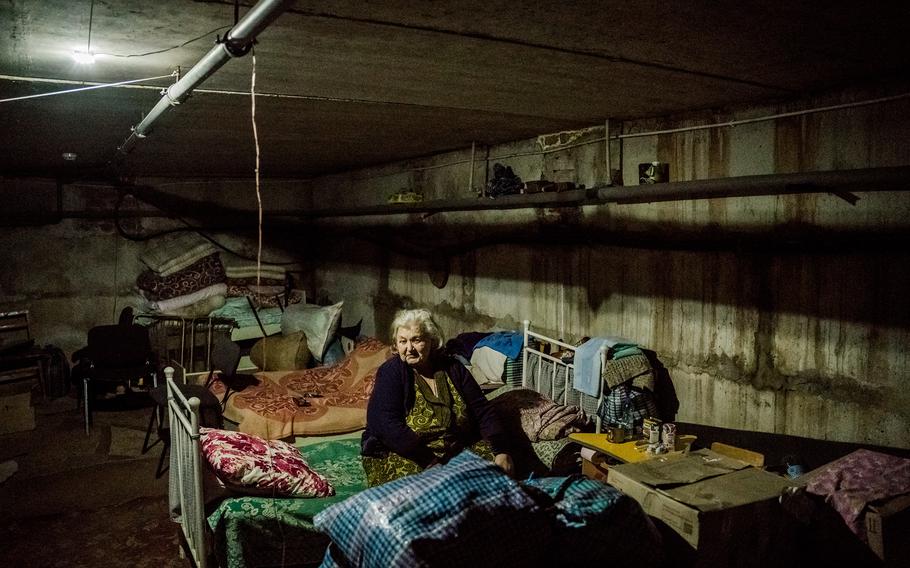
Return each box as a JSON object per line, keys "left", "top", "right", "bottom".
{"left": 135, "top": 315, "right": 236, "bottom": 374}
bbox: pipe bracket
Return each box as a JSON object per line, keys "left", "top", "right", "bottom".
{"left": 220, "top": 33, "right": 255, "bottom": 58}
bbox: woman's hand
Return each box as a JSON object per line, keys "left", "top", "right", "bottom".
{"left": 494, "top": 453, "right": 514, "bottom": 476}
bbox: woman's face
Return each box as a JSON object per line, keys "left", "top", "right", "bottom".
{"left": 395, "top": 323, "right": 433, "bottom": 370}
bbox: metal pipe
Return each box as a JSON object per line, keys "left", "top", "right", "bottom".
{"left": 116, "top": 0, "right": 291, "bottom": 156}
{"left": 468, "top": 141, "right": 476, "bottom": 194}
{"left": 287, "top": 166, "right": 910, "bottom": 222}
{"left": 594, "top": 165, "right": 910, "bottom": 204}
{"left": 604, "top": 119, "right": 611, "bottom": 186}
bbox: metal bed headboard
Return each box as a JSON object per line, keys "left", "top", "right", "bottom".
{"left": 521, "top": 320, "right": 608, "bottom": 433}
{"left": 166, "top": 366, "right": 209, "bottom": 568}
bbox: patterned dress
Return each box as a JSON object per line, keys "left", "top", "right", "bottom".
{"left": 362, "top": 370, "right": 494, "bottom": 486}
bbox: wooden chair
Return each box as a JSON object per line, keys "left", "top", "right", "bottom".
{"left": 0, "top": 310, "right": 45, "bottom": 398}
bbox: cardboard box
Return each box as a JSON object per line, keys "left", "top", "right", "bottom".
{"left": 865, "top": 493, "right": 910, "bottom": 565}
{"left": 0, "top": 392, "right": 35, "bottom": 434}
{"left": 607, "top": 449, "right": 794, "bottom": 549}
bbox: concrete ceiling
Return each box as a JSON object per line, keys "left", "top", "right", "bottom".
{"left": 1, "top": 0, "right": 908, "bottom": 181}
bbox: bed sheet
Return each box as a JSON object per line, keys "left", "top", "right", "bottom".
{"left": 208, "top": 433, "right": 367, "bottom": 568}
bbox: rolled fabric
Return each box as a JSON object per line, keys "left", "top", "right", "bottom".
{"left": 141, "top": 232, "right": 217, "bottom": 277}
{"left": 137, "top": 253, "right": 226, "bottom": 300}
{"left": 225, "top": 277, "right": 286, "bottom": 287}
{"left": 223, "top": 264, "right": 286, "bottom": 280}
{"left": 163, "top": 295, "right": 226, "bottom": 318}
{"left": 148, "top": 283, "right": 228, "bottom": 313}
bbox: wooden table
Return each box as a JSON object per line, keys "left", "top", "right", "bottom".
{"left": 569, "top": 432, "right": 653, "bottom": 464}
{"left": 570, "top": 432, "right": 698, "bottom": 464}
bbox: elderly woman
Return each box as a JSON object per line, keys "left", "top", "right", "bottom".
{"left": 361, "top": 308, "right": 514, "bottom": 486}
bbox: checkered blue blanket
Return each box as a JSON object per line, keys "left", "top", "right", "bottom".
{"left": 315, "top": 451, "right": 662, "bottom": 568}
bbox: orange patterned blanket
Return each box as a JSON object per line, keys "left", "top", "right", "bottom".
{"left": 209, "top": 338, "right": 392, "bottom": 440}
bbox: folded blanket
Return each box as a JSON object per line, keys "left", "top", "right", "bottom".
{"left": 162, "top": 294, "right": 226, "bottom": 318}
{"left": 210, "top": 296, "right": 284, "bottom": 328}
{"left": 610, "top": 344, "right": 644, "bottom": 360}
{"left": 226, "top": 284, "right": 286, "bottom": 297}
{"left": 141, "top": 232, "right": 217, "bottom": 277}
{"left": 224, "top": 264, "right": 287, "bottom": 280}
{"left": 474, "top": 331, "right": 523, "bottom": 359}
{"left": 602, "top": 353, "right": 653, "bottom": 390}
{"left": 137, "top": 253, "right": 226, "bottom": 301}
{"left": 469, "top": 346, "right": 507, "bottom": 386}
{"left": 147, "top": 283, "right": 228, "bottom": 313}
{"left": 806, "top": 449, "right": 910, "bottom": 539}
{"left": 225, "top": 277, "right": 286, "bottom": 287}
{"left": 490, "top": 388, "right": 588, "bottom": 442}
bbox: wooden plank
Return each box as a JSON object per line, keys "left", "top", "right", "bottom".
{"left": 710, "top": 442, "right": 765, "bottom": 468}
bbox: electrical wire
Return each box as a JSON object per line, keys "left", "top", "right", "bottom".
{"left": 251, "top": 50, "right": 263, "bottom": 299}
{"left": 93, "top": 25, "right": 232, "bottom": 58}
{"left": 0, "top": 73, "right": 177, "bottom": 104}
{"left": 86, "top": 0, "right": 95, "bottom": 54}
{"left": 111, "top": 191, "right": 299, "bottom": 264}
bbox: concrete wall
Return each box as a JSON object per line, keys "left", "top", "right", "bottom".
{"left": 2, "top": 86, "right": 907, "bottom": 449}
{"left": 305, "top": 86, "right": 910, "bottom": 448}
{"left": 0, "top": 180, "right": 306, "bottom": 358}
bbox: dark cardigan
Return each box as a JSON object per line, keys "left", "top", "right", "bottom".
{"left": 361, "top": 353, "right": 509, "bottom": 468}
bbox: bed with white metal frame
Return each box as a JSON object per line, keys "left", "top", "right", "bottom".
{"left": 168, "top": 320, "right": 605, "bottom": 567}
{"left": 166, "top": 366, "right": 210, "bottom": 568}
{"left": 521, "top": 320, "right": 607, "bottom": 433}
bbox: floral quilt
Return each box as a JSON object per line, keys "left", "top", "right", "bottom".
{"left": 209, "top": 337, "right": 392, "bottom": 439}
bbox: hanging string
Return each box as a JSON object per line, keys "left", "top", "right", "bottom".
{"left": 87, "top": 0, "right": 95, "bottom": 54}
{"left": 251, "top": 51, "right": 263, "bottom": 302}
{"left": 250, "top": 46, "right": 286, "bottom": 565}
{"left": 0, "top": 73, "right": 177, "bottom": 104}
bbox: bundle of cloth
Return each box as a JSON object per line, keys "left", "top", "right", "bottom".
{"left": 572, "top": 336, "right": 658, "bottom": 430}
{"left": 445, "top": 331, "right": 523, "bottom": 387}
{"left": 222, "top": 262, "right": 302, "bottom": 309}
{"left": 488, "top": 387, "right": 588, "bottom": 443}
{"left": 137, "top": 233, "right": 228, "bottom": 317}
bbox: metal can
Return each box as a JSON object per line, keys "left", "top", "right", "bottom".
{"left": 643, "top": 417, "right": 662, "bottom": 444}
{"left": 606, "top": 426, "right": 627, "bottom": 443}
{"left": 662, "top": 422, "right": 677, "bottom": 450}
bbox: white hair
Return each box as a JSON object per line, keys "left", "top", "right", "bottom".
{"left": 390, "top": 308, "right": 444, "bottom": 348}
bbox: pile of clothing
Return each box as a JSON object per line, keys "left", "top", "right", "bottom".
{"left": 222, "top": 262, "right": 302, "bottom": 309}
{"left": 136, "top": 233, "right": 227, "bottom": 317}
{"left": 445, "top": 331, "right": 524, "bottom": 387}
{"left": 572, "top": 336, "right": 658, "bottom": 432}
{"left": 485, "top": 163, "right": 523, "bottom": 198}
{"left": 136, "top": 233, "right": 304, "bottom": 318}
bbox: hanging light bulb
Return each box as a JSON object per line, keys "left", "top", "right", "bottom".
{"left": 72, "top": 50, "right": 96, "bottom": 64}
{"left": 72, "top": 0, "right": 96, "bottom": 64}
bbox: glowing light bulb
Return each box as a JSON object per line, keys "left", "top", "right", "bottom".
{"left": 72, "top": 50, "right": 95, "bottom": 64}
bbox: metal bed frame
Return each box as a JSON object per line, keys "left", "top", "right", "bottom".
{"left": 521, "top": 320, "right": 607, "bottom": 433}
{"left": 167, "top": 366, "right": 211, "bottom": 568}
{"left": 170, "top": 320, "right": 607, "bottom": 567}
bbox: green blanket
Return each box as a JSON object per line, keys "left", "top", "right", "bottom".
{"left": 208, "top": 435, "right": 366, "bottom": 568}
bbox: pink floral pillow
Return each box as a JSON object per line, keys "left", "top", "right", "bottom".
{"left": 199, "top": 428, "right": 335, "bottom": 497}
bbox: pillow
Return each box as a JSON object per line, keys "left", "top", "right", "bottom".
{"left": 250, "top": 331, "right": 311, "bottom": 371}
{"left": 280, "top": 301, "right": 343, "bottom": 361}
{"left": 199, "top": 427, "right": 334, "bottom": 497}
{"left": 320, "top": 336, "right": 347, "bottom": 366}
